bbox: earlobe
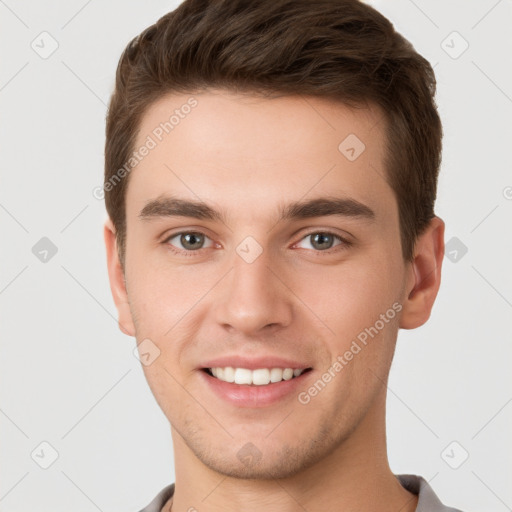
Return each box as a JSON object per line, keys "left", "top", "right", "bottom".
{"left": 399, "top": 216, "right": 445, "bottom": 330}
{"left": 104, "top": 219, "right": 136, "bottom": 337}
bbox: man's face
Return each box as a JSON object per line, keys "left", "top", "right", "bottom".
{"left": 117, "top": 90, "right": 412, "bottom": 478}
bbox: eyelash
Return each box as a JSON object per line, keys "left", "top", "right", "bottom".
{"left": 162, "top": 230, "right": 353, "bottom": 256}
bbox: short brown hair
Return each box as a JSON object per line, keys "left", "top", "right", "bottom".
{"left": 104, "top": 0, "right": 442, "bottom": 264}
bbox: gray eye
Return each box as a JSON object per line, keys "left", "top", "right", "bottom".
{"left": 296, "top": 232, "right": 343, "bottom": 251}
{"left": 180, "top": 233, "right": 204, "bottom": 250}
{"left": 310, "top": 233, "right": 335, "bottom": 250}
{"left": 167, "top": 232, "right": 213, "bottom": 251}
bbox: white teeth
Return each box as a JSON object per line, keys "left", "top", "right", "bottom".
{"left": 252, "top": 368, "right": 270, "bottom": 386}
{"left": 270, "top": 368, "right": 283, "bottom": 383}
{"left": 222, "top": 366, "right": 235, "bottom": 383}
{"left": 234, "top": 368, "right": 252, "bottom": 385}
{"left": 282, "top": 368, "right": 294, "bottom": 380}
{"left": 209, "top": 367, "right": 306, "bottom": 385}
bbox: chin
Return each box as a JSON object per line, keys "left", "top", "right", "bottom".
{"left": 200, "top": 454, "right": 307, "bottom": 480}
{"left": 188, "top": 433, "right": 336, "bottom": 481}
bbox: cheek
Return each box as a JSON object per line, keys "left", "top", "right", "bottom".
{"left": 299, "top": 261, "right": 402, "bottom": 410}
{"left": 291, "top": 252, "right": 403, "bottom": 340}
{"left": 124, "top": 245, "right": 211, "bottom": 332}
{"left": 139, "top": 358, "right": 198, "bottom": 428}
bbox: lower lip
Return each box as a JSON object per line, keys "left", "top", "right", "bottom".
{"left": 199, "top": 370, "right": 312, "bottom": 408}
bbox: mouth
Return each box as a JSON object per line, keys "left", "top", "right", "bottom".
{"left": 202, "top": 367, "right": 313, "bottom": 386}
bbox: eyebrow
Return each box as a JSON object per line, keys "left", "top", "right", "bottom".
{"left": 139, "top": 195, "right": 376, "bottom": 223}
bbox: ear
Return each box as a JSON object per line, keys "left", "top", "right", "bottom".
{"left": 104, "top": 219, "right": 136, "bottom": 336}
{"left": 399, "top": 216, "right": 445, "bottom": 330}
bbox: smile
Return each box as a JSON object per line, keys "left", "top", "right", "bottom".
{"left": 204, "top": 367, "right": 312, "bottom": 386}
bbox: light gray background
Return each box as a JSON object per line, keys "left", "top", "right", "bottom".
{"left": 1, "top": 1, "right": 511, "bottom": 510}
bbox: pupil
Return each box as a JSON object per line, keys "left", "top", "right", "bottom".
{"left": 312, "top": 233, "right": 332, "bottom": 250}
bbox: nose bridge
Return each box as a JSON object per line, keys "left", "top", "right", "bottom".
{"left": 213, "top": 241, "right": 292, "bottom": 333}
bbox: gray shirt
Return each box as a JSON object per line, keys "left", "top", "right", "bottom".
{"left": 137, "top": 474, "right": 464, "bottom": 511}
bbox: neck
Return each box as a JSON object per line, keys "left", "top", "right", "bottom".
{"left": 166, "top": 391, "right": 418, "bottom": 512}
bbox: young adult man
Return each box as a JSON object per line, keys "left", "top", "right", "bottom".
{"left": 103, "top": 1, "right": 464, "bottom": 510}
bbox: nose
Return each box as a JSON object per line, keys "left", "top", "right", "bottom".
{"left": 212, "top": 245, "right": 293, "bottom": 336}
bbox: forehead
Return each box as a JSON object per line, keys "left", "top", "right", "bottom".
{"left": 127, "top": 89, "right": 395, "bottom": 223}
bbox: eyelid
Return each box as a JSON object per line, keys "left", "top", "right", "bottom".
{"left": 292, "top": 229, "right": 353, "bottom": 251}
{"left": 161, "top": 226, "right": 214, "bottom": 243}
{"left": 296, "top": 227, "right": 353, "bottom": 241}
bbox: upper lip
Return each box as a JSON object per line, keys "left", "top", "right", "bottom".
{"left": 199, "top": 356, "right": 312, "bottom": 371}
